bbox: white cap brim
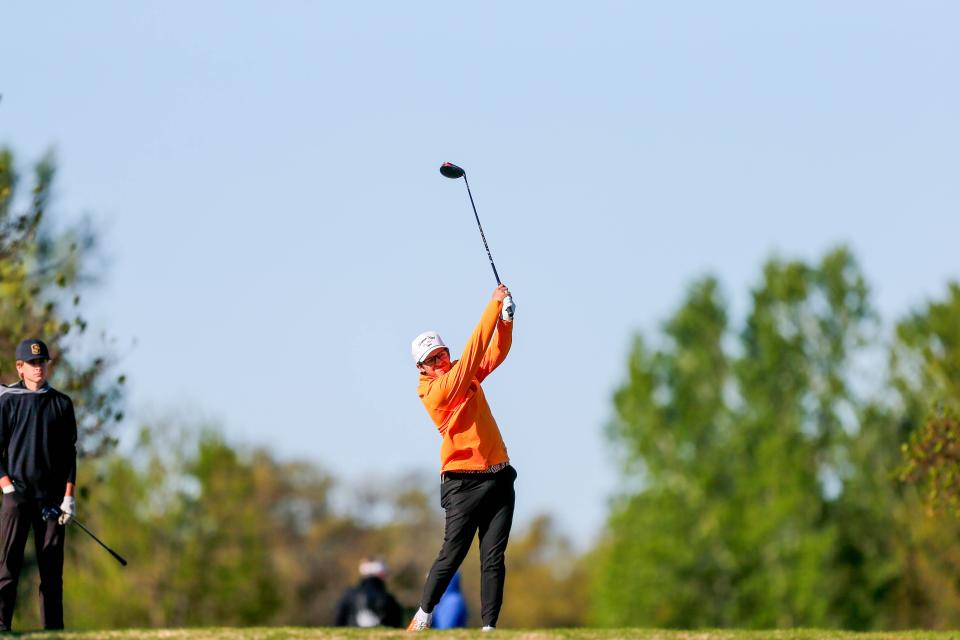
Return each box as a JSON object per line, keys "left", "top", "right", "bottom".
{"left": 416, "top": 344, "right": 447, "bottom": 365}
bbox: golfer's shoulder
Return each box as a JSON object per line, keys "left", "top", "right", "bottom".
{"left": 0, "top": 382, "right": 29, "bottom": 403}
{"left": 46, "top": 386, "right": 73, "bottom": 405}
{"left": 28, "top": 384, "right": 73, "bottom": 408}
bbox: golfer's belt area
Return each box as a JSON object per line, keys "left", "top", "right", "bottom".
{"left": 448, "top": 461, "right": 509, "bottom": 475}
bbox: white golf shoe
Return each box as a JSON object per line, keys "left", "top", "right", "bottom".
{"left": 406, "top": 608, "right": 432, "bottom": 632}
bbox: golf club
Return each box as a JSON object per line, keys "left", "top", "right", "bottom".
{"left": 41, "top": 506, "right": 128, "bottom": 566}
{"left": 439, "top": 162, "right": 515, "bottom": 320}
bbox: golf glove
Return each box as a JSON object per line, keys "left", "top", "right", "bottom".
{"left": 1, "top": 483, "right": 24, "bottom": 505}
{"left": 501, "top": 295, "right": 516, "bottom": 321}
{"left": 58, "top": 496, "right": 76, "bottom": 525}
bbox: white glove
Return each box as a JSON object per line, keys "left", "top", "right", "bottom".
{"left": 58, "top": 496, "right": 76, "bottom": 525}
{"left": 501, "top": 295, "right": 516, "bottom": 321}
{"left": 1, "top": 485, "right": 13, "bottom": 495}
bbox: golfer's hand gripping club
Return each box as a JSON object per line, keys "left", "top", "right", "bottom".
{"left": 502, "top": 294, "right": 515, "bottom": 321}
{"left": 492, "top": 285, "right": 515, "bottom": 321}
{"left": 41, "top": 506, "right": 128, "bottom": 566}
{"left": 58, "top": 495, "right": 76, "bottom": 525}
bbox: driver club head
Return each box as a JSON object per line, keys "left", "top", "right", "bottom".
{"left": 439, "top": 162, "right": 465, "bottom": 179}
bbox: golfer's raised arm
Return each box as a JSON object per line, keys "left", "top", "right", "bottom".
{"left": 477, "top": 306, "right": 513, "bottom": 382}
{"left": 431, "top": 294, "right": 503, "bottom": 403}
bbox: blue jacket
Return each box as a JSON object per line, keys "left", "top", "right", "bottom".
{"left": 432, "top": 572, "right": 468, "bottom": 629}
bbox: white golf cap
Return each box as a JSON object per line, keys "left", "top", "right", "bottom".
{"left": 411, "top": 331, "right": 447, "bottom": 364}
{"left": 359, "top": 558, "right": 386, "bottom": 577}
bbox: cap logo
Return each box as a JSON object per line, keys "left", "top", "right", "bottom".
{"left": 30, "top": 344, "right": 40, "bottom": 356}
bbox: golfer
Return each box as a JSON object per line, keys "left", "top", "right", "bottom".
{"left": 407, "top": 284, "right": 517, "bottom": 632}
{"left": 0, "top": 339, "right": 77, "bottom": 631}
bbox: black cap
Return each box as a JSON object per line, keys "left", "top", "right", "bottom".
{"left": 15, "top": 339, "right": 50, "bottom": 362}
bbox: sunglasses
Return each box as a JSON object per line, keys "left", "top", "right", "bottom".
{"left": 420, "top": 350, "right": 448, "bottom": 367}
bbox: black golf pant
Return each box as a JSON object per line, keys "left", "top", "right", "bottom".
{"left": 0, "top": 497, "right": 65, "bottom": 631}
{"left": 421, "top": 464, "right": 516, "bottom": 627}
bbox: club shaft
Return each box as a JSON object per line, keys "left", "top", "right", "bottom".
{"left": 72, "top": 518, "right": 128, "bottom": 566}
{"left": 461, "top": 174, "right": 501, "bottom": 286}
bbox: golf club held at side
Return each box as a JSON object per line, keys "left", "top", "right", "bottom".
{"left": 41, "top": 506, "right": 128, "bottom": 566}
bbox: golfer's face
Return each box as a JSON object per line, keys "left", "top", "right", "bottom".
{"left": 420, "top": 348, "right": 450, "bottom": 376}
{"left": 17, "top": 358, "right": 49, "bottom": 384}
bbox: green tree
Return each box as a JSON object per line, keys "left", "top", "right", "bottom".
{"left": 0, "top": 147, "right": 124, "bottom": 455}
{"left": 895, "top": 283, "right": 960, "bottom": 516}
{"left": 885, "top": 283, "right": 960, "bottom": 628}
{"left": 593, "top": 277, "right": 735, "bottom": 627}
{"left": 899, "top": 412, "right": 960, "bottom": 515}
{"left": 824, "top": 400, "right": 904, "bottom": 630}
{"left": 1, "top": 147, "right": 125, "bottom": 631}
{"left": 892, "top": 282, "right": 960, "bottom": 415}
{"left": 594, "top": 248, "right": 877, "bottom": 628}
{"left": 62, "top": 425, "right": 298, "bottom": 628}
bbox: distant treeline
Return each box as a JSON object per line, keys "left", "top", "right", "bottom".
{"left": 10, "top": 425, "right": 585, "bottom": 630}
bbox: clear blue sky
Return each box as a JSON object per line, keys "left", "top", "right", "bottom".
{"left": 1, "top": 2, "right": 957, "bottom": 546}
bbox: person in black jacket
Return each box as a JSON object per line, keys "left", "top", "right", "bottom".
{"left": 334, "top": 558, "right": 403, "bottom": 628}
{"left": 0, "top": 339, "right": 78, "bottom": 631}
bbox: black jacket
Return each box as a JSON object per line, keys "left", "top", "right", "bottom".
{"left": 0, "top": 382, "right": 77, "bottom": 502}
{"left": 334, "top": 576, "right": 404, "bottom": 628}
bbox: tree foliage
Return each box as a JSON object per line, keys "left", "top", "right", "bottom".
{"left": 899, "top": 412, "right": 960, "bottom": 516}
{"left": 0, "top": 147, "right": 124, "bottom": 456}
{"left": 10, "top": 421, "right": 588, "bottom": 630}
{"left": 594, "top": 247, "right": 960, "bottom": 629}
{"left": 1, "top": 147, "right": 127, "bottom": 628}
{"left": 895, "top": 283, "right": 960, "bottom": 513}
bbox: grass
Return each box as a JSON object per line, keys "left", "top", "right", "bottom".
{"left": 5, "top": 629, "right": 959, "bottom": 640}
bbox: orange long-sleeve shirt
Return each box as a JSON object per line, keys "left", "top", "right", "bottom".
{"left": 417, "top": 298, "right": 513, "bottom": 473}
